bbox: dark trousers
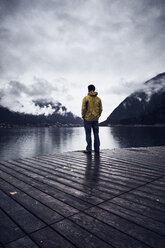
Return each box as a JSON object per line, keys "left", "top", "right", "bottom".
{"left": 84, "top": 120, "right": 100, "bottom": 152}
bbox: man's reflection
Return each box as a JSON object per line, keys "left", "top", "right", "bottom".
{"left": 84, "top": 153, "right": 100, "bottom": 190}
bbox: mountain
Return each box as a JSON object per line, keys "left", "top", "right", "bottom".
{"left": 0, "top": 100, "right": 83, "bottom": 127}
{"left": 102, "top": 72, "right": 165, "bottom": 125}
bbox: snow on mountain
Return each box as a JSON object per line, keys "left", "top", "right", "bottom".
{"left": 102, "top": 72, "right": 165, "bottom": 125}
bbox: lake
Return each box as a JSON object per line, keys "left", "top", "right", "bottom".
{"left": 0, "top": 126, "right": 165, "bottom": 161}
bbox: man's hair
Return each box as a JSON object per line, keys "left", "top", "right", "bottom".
{"left": 88, "top": 84, "right": 95, "bottom": 92}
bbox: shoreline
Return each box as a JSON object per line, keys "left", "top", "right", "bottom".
{"left": 100, "top": 124, "right": 165, "bottom": 127}
{"left": 0, "top": 124, "right": 83, "bottom": 129}
{"left": 1, "top": 123, "right": 165, "bottom": 128}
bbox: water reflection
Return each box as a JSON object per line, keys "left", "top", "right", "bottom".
{"left": 110, "top": 126, "right": 165, "bottom": 148}
{"left": 84, "top": 154, "right": 100, "bottom": 189}
{"left": 0, "top": 127, "right": 85, "bottom": 161}
{"left": 0, "top": 126, "right": 165, "bottom": 161}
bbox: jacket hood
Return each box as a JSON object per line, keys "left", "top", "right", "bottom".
{"left": 88, "top": 91, "right": 98, "bottom": 97}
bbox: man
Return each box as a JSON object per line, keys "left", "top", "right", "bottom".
{"left": 81, "top": 84, "right": 103, "bottom": 154}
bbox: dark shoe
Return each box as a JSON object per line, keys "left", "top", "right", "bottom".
{"left": 83, "top": 150, "right": 91, "bottom": 154}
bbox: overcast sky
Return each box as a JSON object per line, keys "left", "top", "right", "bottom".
{"left": 0, "top": 0, "right": 165, "bottom": 121}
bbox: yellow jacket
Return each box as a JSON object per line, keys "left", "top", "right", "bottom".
{"left": 81, "top": 91, "right": 103, "bottom": 121}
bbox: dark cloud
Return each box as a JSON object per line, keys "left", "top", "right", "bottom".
{"left": 1, "top": 0, "right": 164, "bottom": 76}
{"left": 7, "top": 80, "right": 28, "bottom": 96}
{"left": 0, "top": 0, "right": 21, "bottom": 18}
{"left": 2, "top": 79, "right": 57, "bottom": 97}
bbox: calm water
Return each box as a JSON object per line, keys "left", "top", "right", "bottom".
{"left": 0, "top": 126, "right": 165, "bottom": 161}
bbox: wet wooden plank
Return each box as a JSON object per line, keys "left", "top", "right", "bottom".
{"left": 52, "top": 219, "right": 112, "bottom": 248}
{"left": 30, "top": 227, "right": 76, "bottom": 248}
{"left": 0, "top": 209, "right": 25, "bottom": 245}
{"left": 69, "top": 212, "right": 149, "bottom": 248}
{"left": 99, "top": 199, "right": 165, "bottom": 235}
{"left": 0, "top": 171, "right": 78, "bottom": 218}
{"left": 0, "top": 189, "right": 46, "bottom": 232}
{"left": 84, "top": 207, "right": 165, "bottom": 248}
{"left": 121, "top": 190, "right": 165, "bottom": 210}
{"left": 29, "top": 155, "right": 152, "bottom": 187}
{"left": 0, "top": 146, "right": 164, "bottom": 248}
{"left": 5, "top": 236, "right": 39, "bottom": 248}
{"left": 25, "top": 156, "right": 135, "bottom": 191}
{"left": 0, "top": 160, "right": 103, "bottom": 205}
{"left": 0, "top": 163, "right": 91, "bottom": 211}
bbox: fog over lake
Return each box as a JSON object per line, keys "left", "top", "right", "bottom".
{"left": 0, "top": 126, "right": 165, "bottom": 161}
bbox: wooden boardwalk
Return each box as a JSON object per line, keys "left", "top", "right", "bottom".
{"left": 0, "top": 146, "right": 165, "bottom": 248}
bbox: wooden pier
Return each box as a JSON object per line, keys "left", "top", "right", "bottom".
{"left": 0, "top": 146, "right": 165, "bottom": 248}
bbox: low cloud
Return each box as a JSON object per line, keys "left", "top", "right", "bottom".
{"left": 0, "top": 78, "right": 67, "bottom": 115}
{"left": 103, "top": 79, "right": 143, "bottom": 97}
{"left": 142, "top": 73, "right": 165, "bottom": 100}
{"left": 103, "top": 72, "right": 165, "bottom": 97}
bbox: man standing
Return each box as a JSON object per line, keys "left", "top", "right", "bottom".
{"left": 81, "top": 84, "right": 103, "bottom": 154}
